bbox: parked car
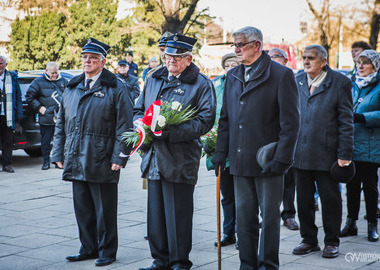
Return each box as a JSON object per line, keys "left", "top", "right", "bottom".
{"left": 0, "top": 70, "right": 81, "bottom": 157}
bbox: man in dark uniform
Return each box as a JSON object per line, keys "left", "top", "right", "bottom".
{"left": 125, "top": 50, "right": 138, "bottom": 77}
{"left": 0, "top": 55, "right": 23, "bottom": 173}
{"left": 51, "top": 38, "right": 133, "bottom": 267}
{"left": 136, "top": 34, "right": 216, "bottom": 270}
{"left": 116, "top": 59, "right": 140, "bottom": 101}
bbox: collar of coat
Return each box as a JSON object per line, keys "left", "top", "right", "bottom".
{"left": 67, "top": 68, "right": 117, "bottom": 89}
{"left": 151, "top": 62, "right": 200, "bottom": 84}
{"left": 231, "top": 51, "right": 270, "bottom": 83}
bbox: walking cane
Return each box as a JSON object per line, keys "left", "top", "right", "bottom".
{"left": 216, "top": 166, "right": 221, "bottom": 270}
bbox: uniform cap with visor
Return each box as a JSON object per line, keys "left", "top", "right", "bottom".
{"left": 82, "top": 38, "right": 110, "bottom": 58}
{"left": 165, "top": 34, "right": 197, "bottom": 56}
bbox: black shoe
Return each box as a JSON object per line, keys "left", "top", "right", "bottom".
{"left": 144, "top": 235, "right": 149, "bottom": 240}
{"left": 339, "top": 217, "right": 358, "bottom": 237}
{"left": 66, "top": 253, "right": 98, "bottom": 262}
{"left": 214, "top": 234, "right": 236, "bottom": 247}
{"left": 42, "top": 161, "right": 50, "bottom": 170}
{"left": 2, "top": 165, "right": 14, "bottom": 173}
{"left": 284, "top": 218, "right": 299, "bottom": 230}
{"left": 292, "top": 242, "right": 321, "bottom": 255}
{"left": 95, "top": 257, "right": 116, "bottom": 266}
{"left": 368, "top": 222, "right": 379, "bottom": 242}
{"left": 139, "top": 263, "right": 170, "bottom": 270}
{"left": 322, "top": 245, "right": 339, "bottom": 258}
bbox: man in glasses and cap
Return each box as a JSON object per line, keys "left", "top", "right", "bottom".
{"left": 117, "top": 59, "right": 140, "bottom": 101}
{"left": 51, "top": 38, "right": 133, "bottom": 267}
{"left": 135, "top": 33, "right": 216, "bottom": 270}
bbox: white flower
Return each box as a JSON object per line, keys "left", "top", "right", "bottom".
{"left": 157, "top": 115, "right": 166, "bottom": 127}
{"left": 171, "top": 101, "right": 182, "bottom": 111}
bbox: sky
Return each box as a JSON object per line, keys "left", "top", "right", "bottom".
{"left": 197, "top": 0, "right": 360, "bottom": 44}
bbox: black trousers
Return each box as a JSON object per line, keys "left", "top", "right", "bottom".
{"left": 40, "top": 125, "right": 55, "bottom": 162}
{"left": 294, "top": 169, "right": 341, "bottom": 246}
{"left": 281, "top": 167, "right": 296, "bottom": 221}
{"left": 72, "top": 181, "right": 118, "bottom": 259}
{"left": 0, "top": 115, "right": 13, "bottom": 168}
{"left": 220, "top": 167, "right": 236, "bottom": 236}
{"left": 234, "top": 175, "right": 283, "bottom": 270}
{"left": 346, "top": 161, "right": 379, "bottom": 224}
{"left": 147, "top": 179, "right": 194, "bottom": 270}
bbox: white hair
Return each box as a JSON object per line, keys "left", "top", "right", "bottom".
{"left": 304, "top": 45, "right": 328, "bottom": 59}
{"left": 46, "top": 62, "right": 59, "bottom": 70}
{"left": 0, "top": 55, "right": 7, "bottom": 63}
{"left": 269, "top": 48, "right": 288, "bottom": 59}
{"left": 233, "top": 26, "right": 263, "bottom": 50}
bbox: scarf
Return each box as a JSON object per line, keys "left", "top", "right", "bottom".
{"left": 4, "top": 71, "right": 13, "bottom": 127}
{"left": 307, "top": 70, "right": 327, "bottom": 95}
{"left": 355, "top": 72, "right": 378, "bottom": 89}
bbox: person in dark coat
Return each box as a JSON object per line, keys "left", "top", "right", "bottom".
{"left": 116, "top": 59, "right": 140, "bottom": 101}
{"left": 0, "top": 55, "right": 23, "bottom": 173}
{"left": 268, "top": 48, "right": 299, "bottom": 231}
{"left": 51, "top": 38, "right": 133, "bottom": 267}
{"left": 292, "top": 45, "right": 353, "bottom": 259}
{"left": 125, "top": 50, "right": 138, "bottom": 77}
{"left": 212, "top": 27, "right": 300, "bottom": 270}
{"left": 25, "top": 62, "right": 68, "bottom": 170}
{"left": 136, "top": 34, "right": 216, "bottom": 270}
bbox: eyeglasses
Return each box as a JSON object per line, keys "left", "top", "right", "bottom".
{"left": 81, "top": 55, "right": 101, "bottom": 61}
{"left": 231, "top": 40, "right": 256, "bottom": 49}
{"left": 270, "top": 54, "right": 285, "bottom": 59}
{"left": 165, "top": 54, "right": 189, "bottom": 62}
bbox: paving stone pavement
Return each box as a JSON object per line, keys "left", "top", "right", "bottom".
{"left": 0, "top": 150, "right": 379, "bottom": 270}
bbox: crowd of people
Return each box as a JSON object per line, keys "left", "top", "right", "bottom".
{"left": 0, "top": 26, "right": 380, "bottom": 270}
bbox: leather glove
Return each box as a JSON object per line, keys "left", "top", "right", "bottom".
{"left": 354, "top": 113, "right": 366, "bottom": 124}
{"left": 261, "top": 160, "right": 290, "bottom": 177}
{"left": 151, "top": 130, "right": 169, "bottom": 141}
{"left": 139, "top": 142, "right": 152, "bottom": 152}
{"left": 14, "top": 121, "right": 23, "bottom": 135}
{"left": 203, "top": 142, "right": 213, "bottom": 155}
{"left": 211, "top": 152, "right": 227, "bottom": 176}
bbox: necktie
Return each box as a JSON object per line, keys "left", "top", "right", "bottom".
{"left": 85, "top": 78, "right": 92, "bottom": 92}
{"left": 169, "top": 75, "right": 176, "bottom": 82}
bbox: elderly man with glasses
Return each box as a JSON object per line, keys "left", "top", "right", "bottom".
{"left": 135, "top": 33, "right": 216, "bottom": 270}
{"left": 51, "top": 38, "right": 134, "bottom": 267}
{"left": 213, "top": 26, "right": 300, "bottom": 270}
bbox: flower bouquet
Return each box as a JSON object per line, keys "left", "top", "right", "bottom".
{"left": 123, "top": 100, "right": 197, "bottom": 156}
{"left": 201, "top": 126, "right": 218, "bottom": 157}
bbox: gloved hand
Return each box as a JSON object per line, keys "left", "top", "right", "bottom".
{"left": 354, "top": 113, "right": 366, "bottom": 124}
{"left": 211, "top": 152, "right": 227, "bottom": 176}
{"left": 261, "top": 160, "right": 290, "bottom": 177}
{"left": 14, "top": 121, "right": 23, "bottom": 135}
{"left": 151, "top": 130, "right": 169, "bottom": 141}
{"left": 203, "top": 142, "right": 213, "bottom": 155}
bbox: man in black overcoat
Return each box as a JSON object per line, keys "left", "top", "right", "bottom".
{"left": 213, "top": 26, "right": 300, "bottom": 270}
{"left": 292, "top": 45, "right": 353, "bottom": 259}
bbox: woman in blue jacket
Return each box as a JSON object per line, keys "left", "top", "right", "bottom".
{"left": 340, "top": 50, "right": 380, "bottom": 242}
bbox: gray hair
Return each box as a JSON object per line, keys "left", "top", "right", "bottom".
{"left": 0, "top": 55, "right": 7, "bottom": 63}
{"left": 46, "top": 62, "right": 59, "bottom": 70}
{"left": 304, "top": 45, "right": 328, "bottom": 59}
{"left": 269, "top": 48, "right": 288, "bottom": 59}
{"left": 233, "top": 26, "right": 263, "bottom": 50}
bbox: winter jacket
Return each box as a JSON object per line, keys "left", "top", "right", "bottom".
{"left": 2, "top": 70, "right": 23, "bottom": 129}
{"left": 134, "top": 63, "right": 216, "bottom": 185}
{"left": 293, "top": 66, "right": 354, "bottom": 171}
{"left": 51, "top": 69, "right": 134, "bottom": 183}
{"left": 116, "top": 73, "right": 140, "bottom": 101}
{"left": 351, "top": 76, "right": 380, "bottom": 164}
{"left": 215, "top": 51, "right": 300, "bottom": 177}
{"left": 25, "top": 73, "right": 67, "bottom": 126}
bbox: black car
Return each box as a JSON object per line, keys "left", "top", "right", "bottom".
{"left": 3, "top": 70, "right": 81, "bottom": 157}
